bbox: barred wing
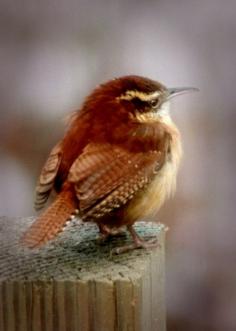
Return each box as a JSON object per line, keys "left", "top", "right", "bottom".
{"left": 34, "top": 142, "right": 62, "bottom": 210}
{"left": 68, "top": 143, "right": 166, "bottom": 220}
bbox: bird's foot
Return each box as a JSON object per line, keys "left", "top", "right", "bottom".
{"left": 110, "top": 225, "right": 159, "bottom": 255}
{"left": 111, "top": 237, "right": 158, "bottom": 255}
{"left": 97, "top": 224, "right": 126, "bottom": 244}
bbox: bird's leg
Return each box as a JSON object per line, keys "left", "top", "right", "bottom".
{"left": 111, "top": 224, "right": 159, "bottom": 255}
{"left": 97, "top": 224, "right": 110, "bottom": 242}
{"left": 128, "top": 225, "right": 158, "bottom": 245}
{"left": 97, "top": 224, "right": 126, "bottom": 243}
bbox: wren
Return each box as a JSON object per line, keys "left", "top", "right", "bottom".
{"left": 22, "top": 75, "right": 198, "bottom": 253}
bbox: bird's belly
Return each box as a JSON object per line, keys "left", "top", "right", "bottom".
{"left": 125, "top": 160, "right": 178, "bottom": 222}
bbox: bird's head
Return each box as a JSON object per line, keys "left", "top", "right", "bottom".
{"left": 84, "top": 75, "right": 198, "bottom": 126}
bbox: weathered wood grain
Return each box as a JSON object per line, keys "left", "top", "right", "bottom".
{"left": 0, "top": 217, "right": 167, "bottom": 331}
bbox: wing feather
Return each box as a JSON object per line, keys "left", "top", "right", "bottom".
{"left": 68, "top": 143, "right": 167, "bottom": 220}
{"left": 34, "top": 142, "right": 62, "bottom": 210}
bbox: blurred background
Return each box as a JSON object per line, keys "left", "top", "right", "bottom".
{"left": 0, "top": 0, "right": 236, "bottom": 329}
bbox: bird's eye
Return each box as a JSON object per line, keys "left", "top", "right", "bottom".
{"left": 150, "top": 98, "right": 159, "bottom": 108}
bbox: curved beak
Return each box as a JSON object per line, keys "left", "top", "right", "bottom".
{"left": 167, "top": 87, "right": 199, "bottom": 99}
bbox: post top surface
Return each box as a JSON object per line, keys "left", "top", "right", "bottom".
{"left": 0, "top": 217, "right": 166, "bottom": 282}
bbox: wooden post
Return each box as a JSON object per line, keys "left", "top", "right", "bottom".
{"left": 0, "top": 216, "right": 167, "bottom": 331}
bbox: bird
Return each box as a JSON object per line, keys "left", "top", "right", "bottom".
{"left": 21, "top": 75, "right": 198, "bottom": 253}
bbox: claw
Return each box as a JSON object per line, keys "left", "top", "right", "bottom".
{"left": 110, "top": 225, "right": 159, "bottom": 255}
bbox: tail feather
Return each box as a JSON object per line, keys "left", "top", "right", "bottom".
{"left": 22, "top": 190, "right": 77, "bottom": 248}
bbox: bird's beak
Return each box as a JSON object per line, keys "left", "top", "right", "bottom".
{"left": 167, "top": 87, "right": 199, "bottom": 100}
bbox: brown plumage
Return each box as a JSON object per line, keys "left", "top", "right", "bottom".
{"left": 21, "top": 75, "right": 198, "bottom": 252}
{"left": 23, "top": 183, "right": 77, "bottom": 248}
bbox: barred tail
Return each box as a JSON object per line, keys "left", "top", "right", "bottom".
{"left": 21, "top": 189, "right": 77, "bottom": 248}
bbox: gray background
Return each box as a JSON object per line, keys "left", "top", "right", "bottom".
{"left": 0, "top": 0, "right": 235, "bottom": 330}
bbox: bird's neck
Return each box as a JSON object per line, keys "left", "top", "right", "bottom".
{"left": 160, "top": 118, "right": 183, "bottom": 170}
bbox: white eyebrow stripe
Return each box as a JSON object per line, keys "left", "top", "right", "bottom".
{"left": 118, "top": 90, "right": 161, "bottom": 101}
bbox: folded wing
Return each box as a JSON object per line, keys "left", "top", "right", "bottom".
{"left": 34, "top": 142, "right": 62, "bottom": 210}
{"left": 68, "top": 143, "right": 167, "bottom": 220}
